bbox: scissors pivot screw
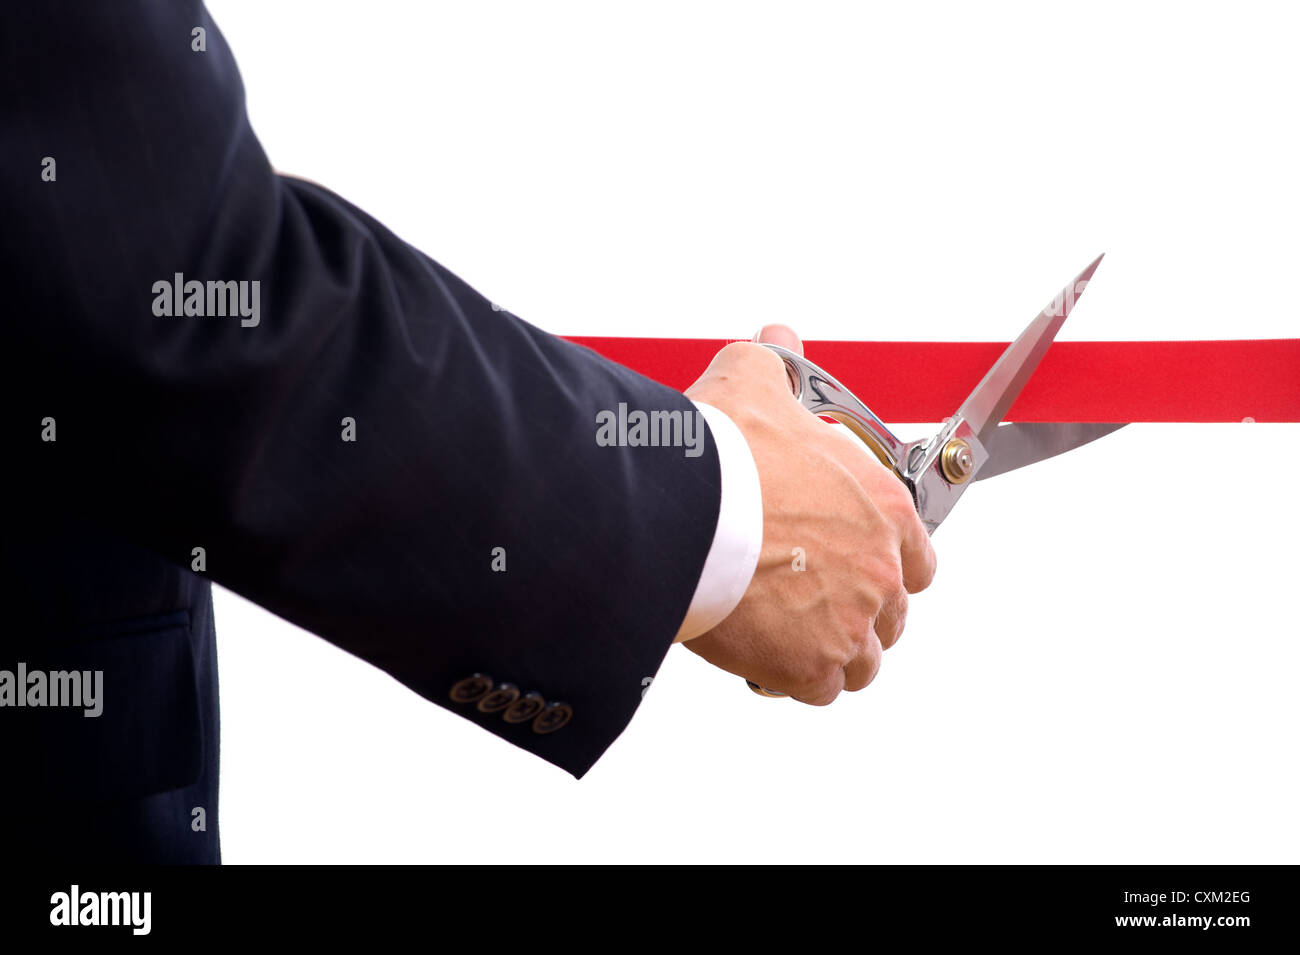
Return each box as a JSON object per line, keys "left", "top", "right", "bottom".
{"left": 940, "top": 438, "right": 976, "bottom": 484}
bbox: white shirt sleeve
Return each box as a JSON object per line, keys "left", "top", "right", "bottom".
{"left": 673, "top": 400, "right": 764, "bottom": 642}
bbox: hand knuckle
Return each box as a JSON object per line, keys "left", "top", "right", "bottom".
{"left": 881, "top": 480, "right": 915, "bottom": 514}
{"left": 795, "top": 658, "right": 843, "bottom": 701}
{"left": 806, "top": 681, "right": 841, "bottom": 706}
{"left": 842, "top": 592, "right": 881, "bottom": 632}
{"left": 848, "top": 645, "right": 884, "bottom": 692}
{"left": 865, "top": 552, "right": 904, "bottom": 593}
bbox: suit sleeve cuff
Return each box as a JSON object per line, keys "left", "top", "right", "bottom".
{"left": 673, "top": 400, "right": 763, "bottom": 642}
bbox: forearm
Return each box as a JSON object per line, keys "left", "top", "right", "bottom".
{"left": 3, "top": 0, "right": 724, "bottom": 775}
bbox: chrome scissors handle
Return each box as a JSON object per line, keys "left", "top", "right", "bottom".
{"left": 765, "top": 345, "right": 909, "bottom": 473}
{"left": 759, "top": 343, "right": 988, "bottom": 536}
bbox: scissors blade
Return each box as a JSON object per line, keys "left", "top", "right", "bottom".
{"left": 956, "top": 254, "right": 1105, "bottom": 447}
{"left": 975, "top": 422, "right": 1126, "bottom": 480}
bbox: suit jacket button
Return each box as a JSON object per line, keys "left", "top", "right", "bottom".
{"left": 532, "top": 702, "right": 573, "bottom": 734}
{"left": 503, "top": 692, "right": 545, "bottom": 724}
{"left": 450, "top": 674, "right": 493, "bottom": 703}
{"left": 477, "top": 683, "right": 520, "bottom": 713}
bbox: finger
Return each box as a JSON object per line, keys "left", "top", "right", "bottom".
{"left": 821, "top": 429, "right": 937, "bottom": 594}
{"left": 789, "top": 653, "right": 852, "bottom": 706}
{"left": 843, "top": 625, "right": 884, "bottom": 692}
{"left": 754, "top": 323, "right": 804, "bottom": 357}
{"left": 825, "top": 417, "right": 887, "bottom": 463}
{"left": 899, "top": 515, "right": 937, "bottom": 594}
{"left": 874, "top": 587, "right": 909, "bottom": 651}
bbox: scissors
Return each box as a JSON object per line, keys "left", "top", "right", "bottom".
{"left": 747, "top": 254, "right": 1123, "bottom": 697}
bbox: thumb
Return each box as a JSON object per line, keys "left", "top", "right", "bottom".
{"left": 754, "top": 324, "right": 804, "bottom": 397}
{"left": 754, "top": 323, "right": 804, "bottom": 357}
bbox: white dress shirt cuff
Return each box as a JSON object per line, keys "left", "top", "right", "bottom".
{"left": 674, "top": 400, "right": 763, "bottom": 642}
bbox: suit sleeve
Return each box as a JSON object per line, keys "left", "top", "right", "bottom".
{"left": 1, "top": 1, "right": 722, "bottom": 777}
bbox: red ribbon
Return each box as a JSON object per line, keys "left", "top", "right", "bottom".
{"left": 566, "top": 337, "right": 1300, "bottom": 423}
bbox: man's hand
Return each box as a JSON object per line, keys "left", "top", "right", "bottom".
{"left": 682, "top": 326, "right": 937, "bottom": 703}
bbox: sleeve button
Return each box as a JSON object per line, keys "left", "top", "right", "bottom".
{"left": 532, "top": 702, "right": 573, "bottom": 734}
{"left": 477, "top": 684, "right": 520, "bottom": 713}
{"left": 503, "top": 692, "right": 545, "bottom": 724}
{"left": 449, "top": 674, "right": 493, "bottom": 703}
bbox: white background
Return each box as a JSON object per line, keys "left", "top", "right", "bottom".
{"left": 206, "top": 0, "right": 1299, "bottom": 862}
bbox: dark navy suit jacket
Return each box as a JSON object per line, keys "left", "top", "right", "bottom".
{"left": 1, "top": 2, "right": 721, "bottom": 862}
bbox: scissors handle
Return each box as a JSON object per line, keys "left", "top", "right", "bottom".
{"left": 761, "top": 344, "right": 908, "bottom": 473}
